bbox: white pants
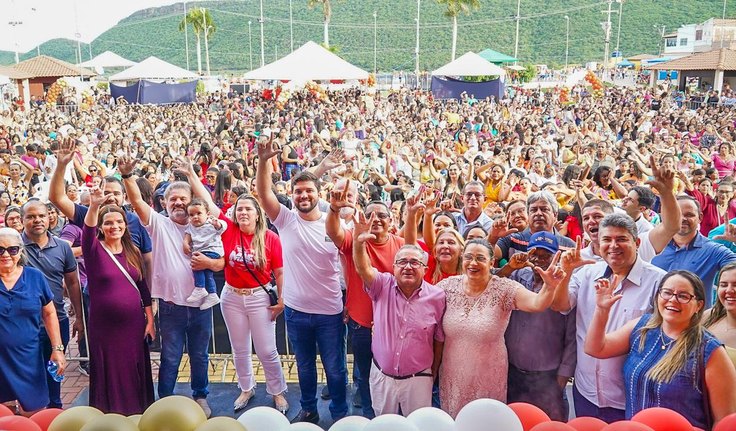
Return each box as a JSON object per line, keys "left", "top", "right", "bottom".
{"left": 369, "top": 362, "right": 433, "bottom": 416}
{"left": 220, "top": 285, "right": 287, "bottom": 395}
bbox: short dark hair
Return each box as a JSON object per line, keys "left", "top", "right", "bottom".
{"left": 582, "top": 199, "right": 614, "bottom": 214}
{"left": 677, "top": 194, "right": 702, "bottom": 214}
{"left": 291, "top": 170, "right": 321, "bottom": 192}
{"left": 631, "top": 186, "right": 655, "bottom": 210}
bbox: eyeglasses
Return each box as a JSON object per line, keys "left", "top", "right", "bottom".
{"left": 462, "top": 254, "right": 489, "bottom": 263}
{"left": 0, "top": 246, "right": 21, "bottom": 256}
{"left": 394, "top": 259, "right": 426, "bottom": 269}
{"left": 366, "top": 212, "right": 390, "bottom": 220}
{"left": 464, "top": 192, "right": 483, "bottom": 198}
{"left": 658, "top": 288, "right": 696, "bottom": 304}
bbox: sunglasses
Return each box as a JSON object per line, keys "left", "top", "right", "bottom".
{"left": 0, "top": 246, "right": 21, "bottom": 256}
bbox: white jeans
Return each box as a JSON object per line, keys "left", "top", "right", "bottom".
{"left": 220, "top": 284, "right": 287, "bottom": 395}
{"left": 369, "top": 362, "right": 432, "bottom": 416}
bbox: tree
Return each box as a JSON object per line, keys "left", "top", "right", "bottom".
{"left": 178, "top": 8, "right": 216, "bottom": 75}
{"left": 308, "top": 0, "right": 336, "bottom": 48}
{"left": 436, "top": 0, "right": 481, "bottom": 61}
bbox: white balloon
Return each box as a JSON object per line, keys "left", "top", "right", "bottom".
{"left": 363, "top": 414, "right": 419, "bottom": 431}
{"left": 329, "top": 416, "right": 371, "bottom": 431}
{"left": 237, "top": 406, "right": 290, "bottom": 431}
{"left": 407, "top": 407, "right": 455, "bottom": 431}
{"left": 455, "top": 399, "right": 522, "bottom": 431}
{"left": 288, "top": 423, "right": 323, "bottom": 431}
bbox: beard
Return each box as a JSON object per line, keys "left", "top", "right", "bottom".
{"left": 295, "top": 199, "right": 318, "bottom": 214}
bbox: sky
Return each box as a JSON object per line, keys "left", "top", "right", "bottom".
{"left": 0, "top": 0, "right": 184, "bottom": 53}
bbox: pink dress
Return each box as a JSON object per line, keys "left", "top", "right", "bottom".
{"left": 437, "top": 275, "right": 519, "bottom": 418}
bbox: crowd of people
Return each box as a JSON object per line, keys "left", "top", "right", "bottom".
{"left": 1, "top": 80, "right": 736, "bottom": 429}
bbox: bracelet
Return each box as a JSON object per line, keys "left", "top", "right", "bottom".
{"left": 52, "top": 344, "right": 64, "bottom": 352}
{"left": 330, "top": 206, "right": 339, "bottom": 213}
{"left": 121, "top": 172, "right": 134, "bottom": 179}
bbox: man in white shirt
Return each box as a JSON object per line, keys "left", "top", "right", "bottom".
{"left": 256, "top": 137, "right": 348, "bottom": 425}
{"left": 620, "top": 186, "right": 655, "bottom": 235}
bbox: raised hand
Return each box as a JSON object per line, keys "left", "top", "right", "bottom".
{"left": 354, "top": 210, "right": 377, "bottom": 243}
{"left": 256, "top": 134, "right": 280, "bottom": 161}
{"left": 117, "top": 151, "right": 137, "bottom": 176}
{"left": 56, "top": 137, "right": 77, "bottom": 166}
{"left": 423, "top": 189, "right": 442, "bottom": 217}
{"left": 405, "top": 192, "right": 425, "bottom": 215}
{"left": 89, "top": 180, "right": 112, "bottom": 207}
{"left": 714, "top": 223, "right": 736, "bottom": 243}
{"left": 507, "top": 252, "right": 533, "bottom": 271}
{"left": 594, "top": 276, "right": 623, "bottom": 311}
{"left": 533, "top": 251, "right": 567, "bottom": 289}
{"left": 319, "top": 149, "right": 346, "bottom": 172}
{"left": 330, "top": 180, "right": 355, "bottom": 210}
{"left": 645, "top": 155, "right": 675, "bottom": 194}
{"left": 172, "top": 155, "right": 195, "bottom": 177}
{"left": 489, "top": 218, "right": 518, "bottom": 241}
{"left": 560, "top": 236, "right": 596, "bottom": 274}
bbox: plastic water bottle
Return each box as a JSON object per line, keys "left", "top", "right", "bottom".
{"left": 47, "top": 361, "right": 64, "bottom": 382}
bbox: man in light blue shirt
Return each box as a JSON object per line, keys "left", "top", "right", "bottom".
{"left": 453, "top": 181, "right": 493, "bottom": 236}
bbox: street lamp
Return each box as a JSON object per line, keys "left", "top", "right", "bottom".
{"left": 373, "top": 11, "right": 378, "bottom": 74}
{"left": 415, "top": 0, "right": 420, "bottom": 74}
{"left": 564, "top": 15, "right": 569, "bottom": 71}
{"left": 513, "top": 0, "right": 521, "bottom": 63}
{"left": 183, "top": 1, "right": 190, "bottom": 71}
{"left": 289, "top": 0, "right": 294, "bottom": 51}
{"left": 248, "top": 21, "right": 253, "bottom": 70}
{"left": 259, "top": 0, "right": 265, "bottom": 67}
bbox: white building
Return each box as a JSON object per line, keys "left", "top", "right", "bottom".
{"left": 663, "top": 19, "right": 736, "bottom": 56}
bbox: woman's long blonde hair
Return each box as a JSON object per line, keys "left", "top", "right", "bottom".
{"left": 231, "top": 194, "right": 268, "bottom": 269}
{"left": 637, "top": 270, "right": 706, "bottom": 383}
{"left": 431, "top": 228, "right": 465, "bottom": 283}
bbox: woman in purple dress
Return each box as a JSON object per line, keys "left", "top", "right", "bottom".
{"left": 82, "top": 181, "right": 155, "bottom": 415}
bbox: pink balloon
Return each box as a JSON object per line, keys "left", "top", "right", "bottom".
{"left": 567, "top": 417, "right": 607, "bottom": 431}
{"left": 0, "top": 416, "right": 42, "bottom": 431}
{"left": 602, "top": 421, "right": 654, "bottom": 431}
{"left": 631, "top": 408, "right": 692, "bottom": 431}
{"left": 530, "top": 422, "right": 576, "bottom": 431}
{"left": 714, "top": 412, "right": 736, "bottom": 431}
{"left": 30, "top": 409, "right": 64, "bottom": 431}
{"left": 509, "top": 403, "right": 551, "bottom": 431}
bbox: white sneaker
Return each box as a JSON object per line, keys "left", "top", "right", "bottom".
{"left": 195, "top": 398, "right": 212, "bottom": 418}
{"left": 186, "top": 288, "right": 208, "bottom": 303}
{"left": 199, "top": 293, "right": 220, "bottom": 310}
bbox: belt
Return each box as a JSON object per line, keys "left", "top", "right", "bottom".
{"left": 373, "top": 358, "right": 432, "bottom": 380}
{"left": 226, "top": 285, "right": 261, "bottom": 296}
{"left": 509, "top": 363, "right": 558, "bottom": 376}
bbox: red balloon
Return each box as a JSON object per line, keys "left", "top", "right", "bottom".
{"left": 567, "top": 416, "right": 608, "bottom": 431}
{"left": 693, "top": 428, "right": 705, "bottom": 431}
{"left": 602, "top": 421, "right": 654, "bottom": 431}
{"left": 0, "top": 404, "right": 14, "bottom": 417}
{"left": 509, "top": 403, "right": 551, "bottom": 431}
{"left": 30, "top": 409, "right": 63, "bottom": 431}
{"left": 632, "top": 408, "right": 692, "bottom": 431}
{"left": 531, "top": 422, "right": 576, "bottom": 431}
{"left": 715, "top": 413, "right": 736, "bottom": 431}
{"left": 0, "top": 416, "right": 42, "bottom": 431}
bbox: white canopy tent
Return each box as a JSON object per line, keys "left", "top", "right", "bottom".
{"left": 243, "top": 41, "right": 369, "bottom": 82}
{"left": 80, "top": 51, "right": 137, "bottom": 73}
{"left": 432, "top": 52, "right": 507, "bottom": 77}
{"left": 109, "top": 56, "right": 197, "bottom": 82}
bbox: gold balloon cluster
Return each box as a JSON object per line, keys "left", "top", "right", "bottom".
{"left": 80, "top": 91, "right": 94, "bottom": 111}
{"left": 585, "top": 70, "right": 605, "bottom": 98}
{"left": 305, "top": 81, "right": 328, "bottom": 102}
{"left": 45, "top": 79, "right": 67, "bottom": 105}
{"left": 47, "top": 397, "right": 247, "bottom": 431}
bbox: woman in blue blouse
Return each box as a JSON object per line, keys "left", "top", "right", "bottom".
{"left": 0, "top": 227, "right": 66, "bottom": 415}
{"left": 584, "top": 270, "right": 736, "bottom": 429}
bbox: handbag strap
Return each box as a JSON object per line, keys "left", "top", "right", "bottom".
{"left": 100, "top": 243, "right": 142, "bottom": 300}
{"left": 239, "top": 231, "right": 272, "bottom": 295}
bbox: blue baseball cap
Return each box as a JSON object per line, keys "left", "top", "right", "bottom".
{"left": 528, "top": 231, "right": 559, "bottom": 254}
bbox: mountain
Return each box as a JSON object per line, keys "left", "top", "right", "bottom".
{"left": 0, "top": 0, "right": 732, "bottom": 72}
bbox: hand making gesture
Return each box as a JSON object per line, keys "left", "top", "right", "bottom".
{"left": 318, "top": 149, "right": 346, "bottom": 173}
{"left": 488, "top": 218, "right": 518, "bottom": 244}
{"left": 329, "top": 179, "right": 355, "bottom": 211}
{"left": 594, "top": 275, "right": 623, "bottom": 311}
{"left": 56, "top": 137, "right": 76, "bottom": 166}
{"left": 507, "top": 252, "right": 533, "bottom": 271}
{"left": 714, "top": 223, "right": 736, "bottom": 243}
{"left": 256, "top": 133, "right": 280, "bottom": 161}
{"left": 172, "top": 155, "right": 196, "bottom": 178}
{"left": 534, "top": 251, "right": 566, "bottom": 289}
{"left": 645, "top": 154, "right": 675, "bottom": 194}
{"left": 117, "top": 149, "right": 137, "bottom": 177}
{"left": 354, "top": 210, "right": 378, "bottom": 244}
{"left": 560, "top": 236, "right": 597, "bottom": 274}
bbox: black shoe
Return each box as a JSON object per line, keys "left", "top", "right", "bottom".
{"left": 352, "top": 389, "right": 362, "bottom": 408}
{"left": 320, "top": 385, "right": 331, "bottom": 400}
{"left": 290, "top": 409, "right": 320, "bottom": 424}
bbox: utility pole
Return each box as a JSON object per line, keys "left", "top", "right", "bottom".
{"left": 513, "top": 0, "right": 521, "bottom": 62}
{"left": 259, "top": 0, "right": 265, "bottom": 66}
{"left": 373, "top": 11, "right": 378, "bottom": 74}
{"left": 184, "top": 1, "right": 190, "bottom": 71}
{"left": 656, "top": 25, "right": 666, "bottom": 55}
{"left": 289, "top": 0, "right": 294, "bottom": 51}
{"left": 248, "top": 21, "right": 253, "bottom": 70}
{"left": 602, "top": 0, "right": 614, "bottom": 80}
{"left": 615, "top": 0, "right": 623, "bottom": 57}
{"left": 415, "top": 0, "right": 420, "bottom": 74}
{"left": 564, "top": 16, "right": 570, "bottom": 71}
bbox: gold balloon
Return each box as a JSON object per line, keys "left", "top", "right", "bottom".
{"left": 80, "top": 414, "right": 138, "bottom": 431}
{"left": 195, "top": 417, "right": 247, "bottom": 431}
{"left": 127, "top": 415, "right": 142, "bottom": 426}
{"left": 48, "top": 406, "right": 104, "bottom": 431}
{"left": 138, "top": 396, "right": 207, "bottom": 431}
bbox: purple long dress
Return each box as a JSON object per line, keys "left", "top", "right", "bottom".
{"left": 82, "top": 224, "right": 154, "bottom": 415}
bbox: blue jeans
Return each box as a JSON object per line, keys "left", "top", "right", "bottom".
{"left": 192, "top": 251, "right": 220, "bottom": 294}
{"left": 572, "top": 383, "right": 625, "bottom": 423}
{"left": 348, "top": 318, "right": 375, "bottom": 418}
{"left": 40, "top": 316, "right": 70, "bottom": 408}
{"left": 284, "top": 306, "right": 348, "bottom": 420}
{"left": 157, "top": 301, "right": 212, "bottom": 399}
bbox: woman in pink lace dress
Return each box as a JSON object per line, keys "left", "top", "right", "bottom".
{"left": 437, "top": 239, "right": 565, "bottom": 418}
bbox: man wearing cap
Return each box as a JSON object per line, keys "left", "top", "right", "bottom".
{"left": 499, "top": 231, "right": 576, "bottom": 421}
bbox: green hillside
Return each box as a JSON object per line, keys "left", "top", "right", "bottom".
{"left": 1, "top": 0, "right": 734, "bottom": 72}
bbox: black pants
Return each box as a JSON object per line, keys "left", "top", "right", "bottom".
{"left": 507, "top": 364, "right": 567, "bottom": 421}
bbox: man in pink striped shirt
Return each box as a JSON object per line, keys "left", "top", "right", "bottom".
{"left": 352, "top": 211, "right": 446, "bottom": 416}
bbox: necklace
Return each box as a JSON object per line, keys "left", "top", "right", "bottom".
{"left": 659, "top": 332, "right": 676, "bottom": 350}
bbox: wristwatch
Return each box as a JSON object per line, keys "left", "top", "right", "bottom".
{"left": 121, "top": 172, "right": 134, "bottom": 179}
{"left": 52, "top": 344, "right": 64, "bottom": 352}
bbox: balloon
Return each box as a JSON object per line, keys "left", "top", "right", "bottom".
{"left": 715, "top": 413, "right": 736, "bottom": 431}
{"left": 30, "top": 409, "right": 63, "bottom": 431}
{"left": 237, "top": 407, "right": 289, "bottom": 431}
{"left": 530, "top": 422, "right": 575, "bottom": 431}
{"left": 566, "top": 417, "right": 607, "bottom": 431}
{"left": 195, "top": 417, "right": 247, "bottom": 431}
{"left": 138, "top": 396, "right": 207, "bottom": 431}
{"left": 289, "top": 423, "right": 323, "bottom": 431}
{"left": 631, "top": 408, "right": 691, "bottom": 431}
{"left": 455, "top": 399, "right": 523, "bottom": 431}
{"left": 80, "top": 414, "right": 138, "bottom": 431}
{"left": 363, "top": 414, "right": 419, "bottom": 431}
{"left": 601, "top": 421, "right": 654, "bottom": 431}
{"left": 329, "top": 416, "right": 371, "bottom": 431}
{"left": 48, "top": 406, "right": 103, "bottom": 431}
{"left": 508, "top": 403, "right": 551, "bottom": 431}
{"left": 407, "top": 407, "right": 454, "bottom": 431}
{"left": 127, "top": 415, "right": 141, "bottom": 426}
{"left": 0, "top": 416, "right": 42, "bottom": 431}
{"left": 0, "top": 404, "right": 13, "bottom": 418}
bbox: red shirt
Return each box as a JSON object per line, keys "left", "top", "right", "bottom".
{"left": 339, "top": 229, "right": 404, "bottom": 328}
{"left": 219, "top": 212, "right": 283, "bottom": 288}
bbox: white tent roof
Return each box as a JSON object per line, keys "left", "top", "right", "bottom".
{"left": 80, "top": 51, "right": 137, "bottom": 69}
{"left": 432, "top": 52, "right": 507, "bottom": 77}
{"left": 243, "top": 41, "right": 369, "bottom": 81}
{"left": 109, "top": 56, "right": 197, "bottom": 81}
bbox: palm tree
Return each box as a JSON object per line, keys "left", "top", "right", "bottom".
{"left": 307, "top": 0, "right": 335, "bottom": 48}
{"left": 178, "top": 8, "right": 216, "bottom": 74}
{"left": 436, "top": 0, "right": 481, "bottom": 61}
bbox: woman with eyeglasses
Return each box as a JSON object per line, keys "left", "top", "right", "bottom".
{"left": 435, "top": 238, "right": 566, "bottom": 418}
{"left": 585, "top": 270, "right": 736, "bottom": 429}
{"left": 704, "top": 263, "right": 736, "bottom": 367}
{"left": 0, "top": 227, "right": 65, "bottom": 416}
